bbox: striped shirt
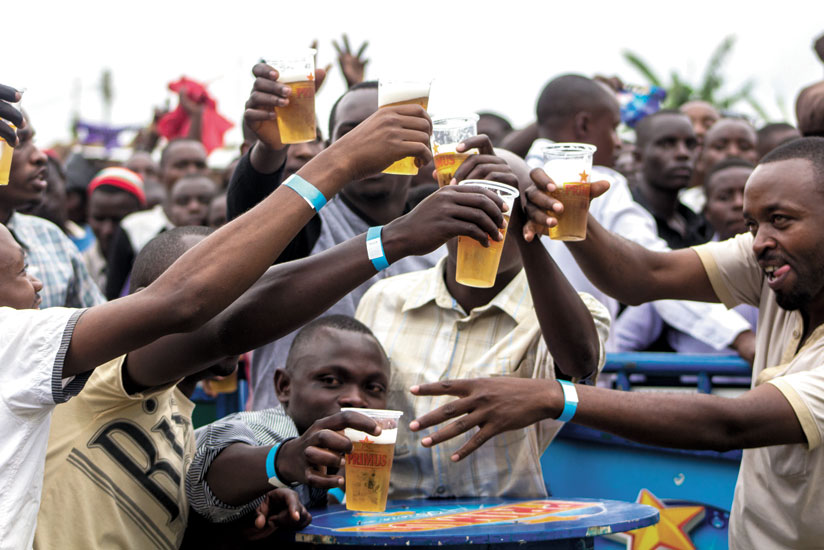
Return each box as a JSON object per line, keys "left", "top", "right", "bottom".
{"left": 187, "top": 406, "right": 327, "bottom": 523}
{"left": 355, "top": 257, "right": 610, "bottom": 499}
{"left": 6, "top": 212, "right": 105, "bottom": 309}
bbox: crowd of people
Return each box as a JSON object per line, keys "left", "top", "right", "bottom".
{"left": 1, "top": 32, "right": 824, "bottom": 549}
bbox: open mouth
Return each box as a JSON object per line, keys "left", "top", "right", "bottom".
{"left": 764, "top": 264, "right": 791, "bottom": 289}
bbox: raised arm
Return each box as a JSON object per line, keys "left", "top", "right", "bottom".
{"left": 522, "top": 167, "right": 718, "bottom": 305}
{"left": 63, "top": 103, "right": 434, "bottom": 377}
{"left": 125, "top": 184, "right": 506, "bottom": 389}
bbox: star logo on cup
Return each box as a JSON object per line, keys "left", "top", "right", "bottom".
{"left": 579, "top": 170, "right": 589, "bottom": 183}
{"left": 307, "top": 73, "right": 315, "bottom": 81}
{"left": 361, "top": 435, "right": 373, "bottom": 443}
{"left": 433, "top": 144, "right": 440, "bottom": 154}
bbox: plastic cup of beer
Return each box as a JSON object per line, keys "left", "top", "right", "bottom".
{"left": 378, "top": 78, "right": 431, "bottom": 175}
{"left": 341, "top": 408, "right": 403, "bottom": 512}
{"left": 455, "top": 180, "right": 519, "bottom": 288}
{"left": 540, "top": 143, "right": 597, "bottom": 241}
{"left": 262, "top": 50, "right": 317, "bottom": 144}
{"left": 0, "top": 123, "right": 16, "bottom": 186}
{"left": 431, "top": 114, "right": 479, "bottom": 187}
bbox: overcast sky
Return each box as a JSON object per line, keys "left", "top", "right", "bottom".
{"left": 6, "top": 0, "right": 823, "bottom": 164}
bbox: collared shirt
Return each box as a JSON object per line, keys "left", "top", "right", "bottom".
{"left": 694, "top": 233, "right": 824, "bottom": 550}
{"left": 525, "top": 139, "right": 752, "bottom": 351}
{"left": 0, "top": 307, "right": 86, "bottom": 550}
{"left": 6, "top": 212, "right": 105, "bottom": 309}
{"left": 355, "top": 257, "right": 610, "bottom": 499}
{"left": 187, "top": 406, "right": 327, "bottom": 524}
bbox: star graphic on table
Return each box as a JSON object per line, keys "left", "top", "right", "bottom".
{"left": 579, "top": 170, "right": 590, "bottom": 182}
{"left": 621, "top": 489, "right": 704, "bottom": 550}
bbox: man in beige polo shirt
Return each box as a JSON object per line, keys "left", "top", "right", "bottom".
{"left": 408, "top": 137, "right": 824, "bottom": 550}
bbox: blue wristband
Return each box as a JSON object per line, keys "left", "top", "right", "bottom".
{"left": 556, "top": 380, "right": 579, "bottom": 422}
{"left": 328, "top": 487, "right": 345, "bottom": 503}
{"left": 266, "top": 439, "right": 298, "bottom": 488}
{"left": 265, "top": 441, "right": 283, "bottom": 480}
{"left": 284, "top": 174, "right": 327, "bottom": 212}
{"left": 366, "top": 225, "right": 390, "bottom": 271}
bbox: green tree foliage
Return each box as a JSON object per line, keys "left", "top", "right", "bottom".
{"left": 623, "top": 35, "right": 769, "bottom": 120}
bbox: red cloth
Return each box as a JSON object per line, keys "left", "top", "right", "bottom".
{"left": 156, "top": 77, "right": 233, "bottom": 153}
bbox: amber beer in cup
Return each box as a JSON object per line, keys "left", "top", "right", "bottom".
{"left": 540, "top": 143, "right": 596, "bottom": 241}
{"left": 342, "top": 408, "right": 403, "bottom": 512}
{"left": 260, "top": 50, "right": 317, "bottom": 144}
{"left": 0, "top": 123, "right": 16, "bottom": 186}
{"left": 432, "top": 115, "right": 479, "bottom": 187}
{"left": 378, "top": 79, "right": 431, "bottom": 175}
{"left": 455, "top": 180, "right": 519, "bottom": 288}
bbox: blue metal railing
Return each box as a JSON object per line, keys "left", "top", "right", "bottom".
{"left": 604, "top": 352, "right": 751, "bottom": 394}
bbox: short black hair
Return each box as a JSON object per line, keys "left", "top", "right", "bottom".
{"left": 160, "top": 138, "right": 203, "bottom": 169}
{"left": 130, "top": 226, "right": 213, "bottom": 292}
{"left": 634, "top": 109, "right": 690, "bottom": 149}
{"left": 759, "top": 136, "right": 824, "bottom": 185}
{"left": 703, "top": 158, "right": 755, "bottom": 191}
{"left": 535, "top": 74, "right": 613, "bottom": 129}
{"left": 327, "top": 81, "right": 378, "bottom": 141}
{"left": 285, "top": 314, "right": 386, "bottom": 372}
{"left": 477, "top": 112, "right": 513, "bottom": 132}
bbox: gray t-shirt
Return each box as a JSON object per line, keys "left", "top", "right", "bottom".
{"left": 249, "top": 196, "right": 443, "bottom": 410}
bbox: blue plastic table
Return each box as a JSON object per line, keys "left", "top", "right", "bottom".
{"left": 279, "top": 497, "right": 659, "bottom": 549}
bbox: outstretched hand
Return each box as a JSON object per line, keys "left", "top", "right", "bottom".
{"left": 247, "top": 488, "right": 311, "bottom": 540}
{"left": 245, "top": 63, "right": 327, "bottom": 150}
{"left": 276, "top": 410, "right": 380, "bottom": 489}
{"left": 409, "top": 377, "right": 559, "bottom": 461}
{"left": 446, "top": 134, "right": 519, "bottom": 190}
{"left": 384, "top": 184, "right": 508, "bottom": 257}
{"left": 332, "top": 34, "right": 369, "bottom": 88}
{"left": 521, "top": 167, "right": 610, "bottom": 242}
{"left": 0, "top": 84, "right": 24, "bottom": 146}
{"left": 326, "top": 104, "right": 432, "bottom": 182}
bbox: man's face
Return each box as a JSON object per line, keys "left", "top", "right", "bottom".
{"left": 126, "top": 152, "right": 161, "bottom": 188}
{"left": 699, "top": 119, "right": 758, "bottom": 174}
{"left": 0, "top": 226, "right": 42, "bottom": 309}
{"left": 208, "top": 194, "right": 228, "bottom": 228}
{"left": 639, "top": 114, "right": 698, "bottom": 191}
{"left": 680, "top": 101, "right": 720, "bottom": 146}
{"left": 331, "top": 88, "right": 411, "bottom": 203}
{"left": 277, "top": 327, "right": 390, "bottom": 434}
{"left": 744, "top": 158, "right": 824, "bottom": 312}
{"left": 285, "top": 138, "right": 324, "bottom": 179}
{"left": 160, "top": 141, "right": 207, "bottom": 189}
{"left": 0, "top": 124, "right": 48, "bottom": 211}
{"left": 88, "top": 190, "right": 141, "bottom": 256}
{"left": 704, "top": 166, "right": 751, "bottom": 240}
{"left": 168, "top": 176, "right": 216, "bottom": 227}
{"left": 586, "top": 98, "right": 622, "bottom": 168}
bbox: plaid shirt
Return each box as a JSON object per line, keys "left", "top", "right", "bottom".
{"left": 6, "top": 212, "right": 105, "bottom": 309}
{"left": 356, "top": 257, "right": 610, "bottom": 499}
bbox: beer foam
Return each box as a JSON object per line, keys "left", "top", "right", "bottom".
{"left": 273, "top": 69, "right": 312, "bottom": 83}
{"left": 344, "top": 427, "right": 398, "bottom": 445}
{"left": 378, "top": 84, "right": 431, "bottom": 106}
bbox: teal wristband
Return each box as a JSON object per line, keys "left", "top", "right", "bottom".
{"left": 266, "top": 438, "right": 298, "bottom": 488}
{"left": 556, "top": 380, "right": 579, "bottom": 422}
{"left": 366, "top": 226, "right": 390, "bottom": 271}
{"left": 284, "top": 174, "right": 327, "bottom": 211}
{"left": 266, "top": 441, "right": 283, "bottom": 480}
{"left": 328, "top": 487, "right": 345, "bottom": 503}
